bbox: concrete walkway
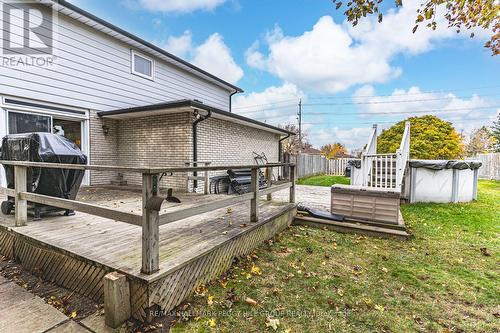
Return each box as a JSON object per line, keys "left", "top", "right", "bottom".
{"left": 0, "top": 276, "right": 91, "bottom": 333}
{"left": 273, "top": 184, "right": 331, "bottom": 212}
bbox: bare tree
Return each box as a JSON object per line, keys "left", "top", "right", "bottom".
{"left": 279, "top": 123, "right": 310, "bottom": 155}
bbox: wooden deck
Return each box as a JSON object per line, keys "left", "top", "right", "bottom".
{"left": 0, "top": 187, "right": 296, "bottom": 320}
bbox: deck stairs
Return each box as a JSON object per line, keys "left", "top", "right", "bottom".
{"left": 294, "top": 122, "right": 411, "bottom": 239}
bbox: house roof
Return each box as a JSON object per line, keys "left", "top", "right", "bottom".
{"left": 98, "top": 100, "right": 295, "bottom": 136}
{"left": 49, "top": 0, "right": 243, "bottom": 93}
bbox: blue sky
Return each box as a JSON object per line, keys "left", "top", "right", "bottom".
{"left": 72, "top": 0, "right": 499, "bottom": 150}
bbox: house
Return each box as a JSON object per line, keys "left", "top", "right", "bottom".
{"left": 300, "top": 146, "right": 322, "bottom": 155}
{"left": 0, "top": 0, "right": 293, "bottom": 190}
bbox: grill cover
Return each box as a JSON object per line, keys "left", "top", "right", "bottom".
{"left": 1, "top": 133, "right": 87, "bottom": 200}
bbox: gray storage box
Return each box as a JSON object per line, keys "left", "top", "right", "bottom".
{"left": 331, "top": 185, "right": 401, "bottom": 225}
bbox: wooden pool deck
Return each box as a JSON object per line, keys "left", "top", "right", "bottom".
{"left": 0, "top": 186, "right": 296, "bottom": 321}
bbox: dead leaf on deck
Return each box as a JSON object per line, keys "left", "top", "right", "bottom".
{"left": 239, "top": 224, "right": 247, "bottom": 228}
{"left": 227, "top": 208, "right": 233, "bottom": 214}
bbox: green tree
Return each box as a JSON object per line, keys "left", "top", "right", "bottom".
{"left": 377, "top": 115, "right": 464, "bottom": 159}
{"left": 492, "top": 114, "right": 500, "bottom": 152}
{"left": 320, "top": 143, "right": 348, "bottom": 158}
{"left": 333, "top": 0, "right": 499, "bottom": 55}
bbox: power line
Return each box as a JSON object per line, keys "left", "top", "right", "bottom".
{"left": 302, "top": 116, "right": 495, "bottom": 126}
{"left": 232, "top": 85, "right": 500, "bottom": 111}
{"left": 235, "top": 95, "right": 500, "bottom": 115}
{"left": 250, "top": 105, "right": 499, "bottom": 121}
{"left": 307, "top": 84, "right": 500, "bottom": 100}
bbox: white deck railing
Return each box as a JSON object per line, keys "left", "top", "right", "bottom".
{"left": 360, "top": 122, "right": 410, "bottom": 190}
{"left": 396, "top": 121, "right": 411, "bottom": 188}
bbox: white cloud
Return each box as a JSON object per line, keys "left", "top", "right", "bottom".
{"left": 246, "top": 3, "right": 483, "bottom": 93}
{"left": 164, "top": 30, "right": 193, "bottom": 58}
{"left": 137, "top": 0, "right": 226, "bottom": 13}
{"left": 233, "top": 83, "right": 304, "bottom": 125}
{"left": 163, "top": 31, "right": 244, "bottom": 84}
{"left": 309, "top": 127, "right": 374, "bottom": 151}
{"left": 353, "top": 85, "right": 499, "bottom": 135}
{"left": 192, "top": 33, "right": 244, "bottom": 84}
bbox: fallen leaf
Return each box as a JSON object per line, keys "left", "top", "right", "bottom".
{"left": 245, "top": 297, "right": 258, "bottom": 306}
{"left": 251, "top": 265, "right": 262, "bottom": 276}
{"left": 207, "top": 295, "right": 215, "bottom": 306}
{"left": 480, "top": 247, "right": 491, "bottom": 256}
{"left": 381, "top": 267, "right": 388, "bottom": 273}
{"left": 266, "top": 317, "right": 280, "bottom": 330}
{"left": 374, "top": 304, "right": 385, "bottom": 312}
{"left": 207, "top": 318, "right": 216, "bottom": 328}
{"left": 239, "top": 224, "right": 247, "bottom": 228}
{"left": 69, "top": 311, "right": 77, "bottom": 319}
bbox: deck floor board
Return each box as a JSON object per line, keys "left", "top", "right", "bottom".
{"left": 0, "top": 187, "right": 294, "bottom": 282}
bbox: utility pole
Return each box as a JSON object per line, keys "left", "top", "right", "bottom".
{"left": 298, "top": 98, "right": 302, "bottom": 153}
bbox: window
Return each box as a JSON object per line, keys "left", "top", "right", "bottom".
{"left": 8, "top": 111, "right": 51, "bottom": 134}
{"left": 131, "top": 50, "right": 154, "bottom": 80}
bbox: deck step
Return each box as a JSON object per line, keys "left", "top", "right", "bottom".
{"left": 293, "top": 216, "right": 410, "bottom": 240}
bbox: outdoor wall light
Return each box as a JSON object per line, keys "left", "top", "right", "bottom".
{"left": 102, "top": 125, "right": 110, "bottom": 135}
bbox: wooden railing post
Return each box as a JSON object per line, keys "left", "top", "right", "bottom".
{"left": 14, "top": 165, "right": 28, "bottom": 226}
{"left": 141, "top": 173, "right": 160, "bottom": 274}
{"left": 289, "top": 164, "right": 296, "bottom": 203}
{"left": 204, "top": 162, "right": 210, "bottom": 195}
{"left": 266, "top": 166, "right": 272, "bottom": 201}
{"left": 250, "top": 167, "right": 259, "bottom": 222}
{"left": 185, "top": 162, "right": 190, "bottom": 192}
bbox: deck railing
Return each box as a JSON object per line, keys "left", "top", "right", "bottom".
{"left": 396, "top": 121, "right": 411, "bottom": 188}
{"left": 0, "top": 161, "right": 296, "bottom": 274}
{"left": 360, "top": 122, "right": 411, "bottom": 190}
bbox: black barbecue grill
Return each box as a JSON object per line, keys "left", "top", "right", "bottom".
{"left": 1, "top": 132, "right": 87, "bottom": 220}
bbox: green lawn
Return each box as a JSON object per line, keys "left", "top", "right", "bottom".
{"left": 297, "top": 174, "right": 350, "bottom": 186}
{"left": 171, "top": 181, "right": 499, "bottom": 333}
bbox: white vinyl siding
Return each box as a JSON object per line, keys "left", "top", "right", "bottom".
{"left": 0, "top": 3, "right": 231, "bottom": 112}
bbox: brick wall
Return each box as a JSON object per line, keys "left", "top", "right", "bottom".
{"left": 89, "top": 111, "right": 119, "bottom": 185}
{"left": 197, "top": 117, "right": 279, "bottom": 166}
{"left": 89, "top": 112, "right": 281, "bottom": 192}
{"left": 116, "top": 113, "right": 192, "bottom": 189}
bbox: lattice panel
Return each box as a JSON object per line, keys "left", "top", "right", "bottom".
{"left": 0, "top": 228, "right": 14, "bottom": 259}
{"left": 132, "top": 208, "right": 295, "bottom": 321}
{"left": 13, "top": 237, "right": 109, "bottom": 301}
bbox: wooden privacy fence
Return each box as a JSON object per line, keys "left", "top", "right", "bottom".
{"left": 294, "top": 153, "right": 353, "bottom": 178}
{"left": 470, "top": 153, "right": 500, "bottom": 180}
{"left": 0, "top": 160, "right": 295, "bottom": 274}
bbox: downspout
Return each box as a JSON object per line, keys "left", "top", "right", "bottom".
{"left": 192, "top": 109, "right": 212, "bottom": 191}
{"left": 229, "top": 90, "right": 238, "bottom": 112}
{"left": 278, "top": 133, "right": 291, "bottom": 180}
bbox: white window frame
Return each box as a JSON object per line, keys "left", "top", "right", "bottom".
{"left": 6, "top": 110, "right": 53, "bottom": 135}
{"left": 131, "top": 50, "right": 155, "bottom": 81}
